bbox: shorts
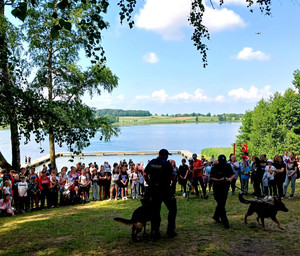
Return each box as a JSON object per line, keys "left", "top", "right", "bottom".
{"left": 111, "top": 182, "right": 119, "bottom": 188}
{"left": 80, "top": 186, "right": 88, "bottom": 192}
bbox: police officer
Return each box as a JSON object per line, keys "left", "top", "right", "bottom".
{"left": 144, "top": 149, "right": 177, "bottom": 239}
{"left": 210, "top": 154, "right": 235, "bottom": 229}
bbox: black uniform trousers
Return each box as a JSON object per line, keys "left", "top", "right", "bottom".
{"left": 150, "top": 190, "right": 177, "bottom": 234}
{"left": 213, "top": 183, "right": 230, "bottom": 225}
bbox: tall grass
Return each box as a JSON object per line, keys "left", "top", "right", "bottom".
{"left": 201, "top": 147, "right": 233, "bottom": 159}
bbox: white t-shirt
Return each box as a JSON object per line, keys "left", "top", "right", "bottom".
{"left": 18, "top": 181, "right": 28, "bottom": 197}
{"left": 265, "top": 165, "right": 275, "bottom": 181}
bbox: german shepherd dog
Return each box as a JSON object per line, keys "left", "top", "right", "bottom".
{"left": 114, "top": 198, "right": 152, "bottom": 240}
{"left": 239, "top": 193, "right": 288, "bottom": 230}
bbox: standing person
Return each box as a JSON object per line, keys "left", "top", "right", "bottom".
{"left": 283, "top": 152, "right": 298, "bottom": 199}
{"left": 131, "top": 167, "right": 139, "bottom": 199}
{"left": 98, "top": 165, "right": 106, "bottom": 200}
{"left": 273, "top": 155, "right": 286, "bottom": 199}
{"left": 204, "top": 162, "right": 213, "bottom": 195}
{"left": 78, "top": 168, "right": 89, "bottom": 203}
{"left": 264, "top": 159, "right": 275, "bottom": 199}
{"left": 119, "top": 166, "right": 129, "bottom": 200}
{"left": 91, "top": 168, "right": 100, "bottom": 201}
{"left": 240, "top": 161, "right": 250, "bottom": 193}
{"left": 39, "top": 170, "right": 51, "bottom": 209}
{"left": 28, "top": 175, "right": 39, "bottom": 210}
{"left": 104, "top": 163, "right": 112, "bottom": 200}
{"left": 283, "top": 151, "right": 289, "bottom": 164}
{"left": 109, "top": 166, "right": 120, "bottom": 201}
{"left": 178, "top": 159, "right": 189, "bottom": 197}
{"left": 191, "top": 153, "right": 208, "bottom": 199}
{"left": 18, "top": 175, "right": 29, "bottom": 213}
{"left": 144, "top": 148, "right": 177, "bottom": 239}
{"left": 229, "top": 155, "right": 239, "bottom": 195}
{"left": 49, "top": 175, "right": 59, "bottom": 208}
{"left": 251, "top": 156, "right": 263, "bottom": 198}
{"left": 58, "top": 168, "right": 67, "bottom": 205}
{"left": 170, "top": 160, "right": 178, "bottom": 195}
{"left": 210, "top": 155, "right": 235, "bottom": 229}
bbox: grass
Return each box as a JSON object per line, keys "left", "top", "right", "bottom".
{"left": 1, "top": 182, "right": 300, "bottom": 256}
{"left": 201, "top": 147, "right": 233, "bottom": 159}
{"left": 115, "top": 116, "right": 222, "bottom": 126}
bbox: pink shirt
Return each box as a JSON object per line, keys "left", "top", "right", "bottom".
{"left": 0, "top": 199, "right": 14, "bottom": 215}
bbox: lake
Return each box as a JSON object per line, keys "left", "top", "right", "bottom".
{"left": 0, "top": 123, "right": 240, "bottom": 168}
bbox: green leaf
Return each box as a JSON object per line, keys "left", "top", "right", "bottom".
{"left": 64, "top": 22, "right": 72, "bottom": 31}
{"left": 50, "top": 27, "right": 59, "bottom": 39}
{"left": 11, "top": 2, "right": 27, "bottom": 22}
{"left": 57, "top": 0, "right": 69, "bottom": 10}
{"left": 59, "top": 18, "right": 66, "bottom": 27}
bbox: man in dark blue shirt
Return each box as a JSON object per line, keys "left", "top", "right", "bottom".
{"left": 144, "top": 149, "right": 177, "bottom": 239}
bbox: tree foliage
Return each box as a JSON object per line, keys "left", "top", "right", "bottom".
{"left": 236, "top": 71, "right": 300, "bottom": 158}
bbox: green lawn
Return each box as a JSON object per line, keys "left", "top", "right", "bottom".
{"left": 1, "top": 182, "right": 300, "bottom": 256}
{"left": 115, "top": 116, "right": 221, "bottom": 126}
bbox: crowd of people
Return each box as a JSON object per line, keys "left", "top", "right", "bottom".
{"left": 0, "top": 151, "right": 299, "bottom": 218}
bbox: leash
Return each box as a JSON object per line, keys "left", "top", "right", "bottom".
{"left": 235, "top": 185, "right": 265, "bottom": 202}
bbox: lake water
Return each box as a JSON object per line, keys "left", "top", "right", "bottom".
{"left": 0, "top": 123, "right": 240, "bottom": 169}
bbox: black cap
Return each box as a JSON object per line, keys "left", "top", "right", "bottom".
{"left": 218, "top": 154, "right": 227, "bottom": 164}
{"left": 159, "top": 149, "right": 172, "bottom": 156}
{"left": 192, "top": 153, "right": 197, "bottom": 157}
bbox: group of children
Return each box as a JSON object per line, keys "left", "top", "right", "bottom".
{"left": 0, "top": 159, "right": 147, "bottom": 217}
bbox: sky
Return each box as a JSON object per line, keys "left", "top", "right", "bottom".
{"left": 8, "top": 0, "right": 300, "bottom": 115}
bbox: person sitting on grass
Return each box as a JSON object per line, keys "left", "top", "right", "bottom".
{"left": 72, "top": 186, "right": 82, "bottom": 205}
{"left": 0, "top": 194, "right": 14, "bottom": 217}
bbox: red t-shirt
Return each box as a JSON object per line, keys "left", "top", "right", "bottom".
{"left": 39, "top": 176, "right": 51, "bottom": 190}
{"left": 192, "top": 159, "right": 203, "bottom": 177}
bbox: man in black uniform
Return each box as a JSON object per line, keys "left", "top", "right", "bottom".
{"left": 144, "top": 149, "right": 177, "bottom": 239}
{"left": 210, "top": 154, "right": 235, "bottom": 229}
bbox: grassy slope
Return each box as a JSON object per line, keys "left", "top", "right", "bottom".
{"left": 115, "top": 116, "right": 221, "bottom": 126}
{"left": 1, "top": 182, "right": 300, "bottom": 256}
{"left": 201, "top": 147, "right": 233, "bottom": 159}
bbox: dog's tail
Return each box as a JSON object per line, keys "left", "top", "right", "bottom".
{"left": 114, "top": 217, "right": 133, "bottom": 226}
{"left": 239, "top": 193, "right": 252, "bottom": 204}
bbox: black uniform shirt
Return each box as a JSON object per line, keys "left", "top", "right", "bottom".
{"left": 144, "top": 157, "right": 173, "bottom": 190}
{"left": 211, "top": 163, "right": 234, "bottom": 181}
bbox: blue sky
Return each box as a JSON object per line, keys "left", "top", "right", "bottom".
{"left": 80, "top": 0, "right": 300, "bottom": 115}
{"left": 8, "top": 0, "right": 300, "bottom": 115}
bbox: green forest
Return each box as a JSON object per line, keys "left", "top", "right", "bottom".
{"left": 235, "top": 70, "right": 300, "bottom": 158}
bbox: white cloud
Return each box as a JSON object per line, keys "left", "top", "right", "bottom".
{"left": 135, "top": 0, "right": 246, "bottom": 40}
{"left": 116, "top": 94, "right": 124, "bottom": 100}
{"left": 135, "top": 88, "right": 212, "bottom": 103}
{"left": 203, "top": 6, "right": 246, "bottom": 32}
{"left": 235, "top": 47, "right": 270, "bottom": 61}
{"left": 152, "top": 89, "right": 169, "bottom": 102}
{"left": 143, "top": 52, "right": 160, "bottom": 63}
{"left": 228, "top": 85, "right": 272, "bottom": 101}
{"left": 215, "top": 95, "right": 225, "bottom": 102}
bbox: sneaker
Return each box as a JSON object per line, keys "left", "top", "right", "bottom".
{"left": 288, "top": 195, "right": 294, "bottom": 199}
{"left": 132, "top": 196, "right": 135, "bottom": 199}
{"left": 108, "top": 198, "right": 111, "bottom": 201}
{"left": 280, "top": 197, "right": 284, "bottom": 200}
{"left": 264, "top": 196, "right": 268, "bottom": 199}
{"left": 115, "top": 198, "right": 117, "bottom": 201}
{"left": 182, "top": 193, "right": 186, "bottom": 197}
{"left": 268, "top": 196, "right": 272, "bottom": 199}
{"left": 125, "top": 197, "right": 128, "bottom": 200}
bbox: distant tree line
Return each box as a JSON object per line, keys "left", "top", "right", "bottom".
{"left": 95, "top": 109, "right": 151, "bottom": 117}
{"left": 217, "top": 113, "right": 244, "bottom": 122}
{"left": 235, "top": 70, "right": 300, "bottom": 158}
